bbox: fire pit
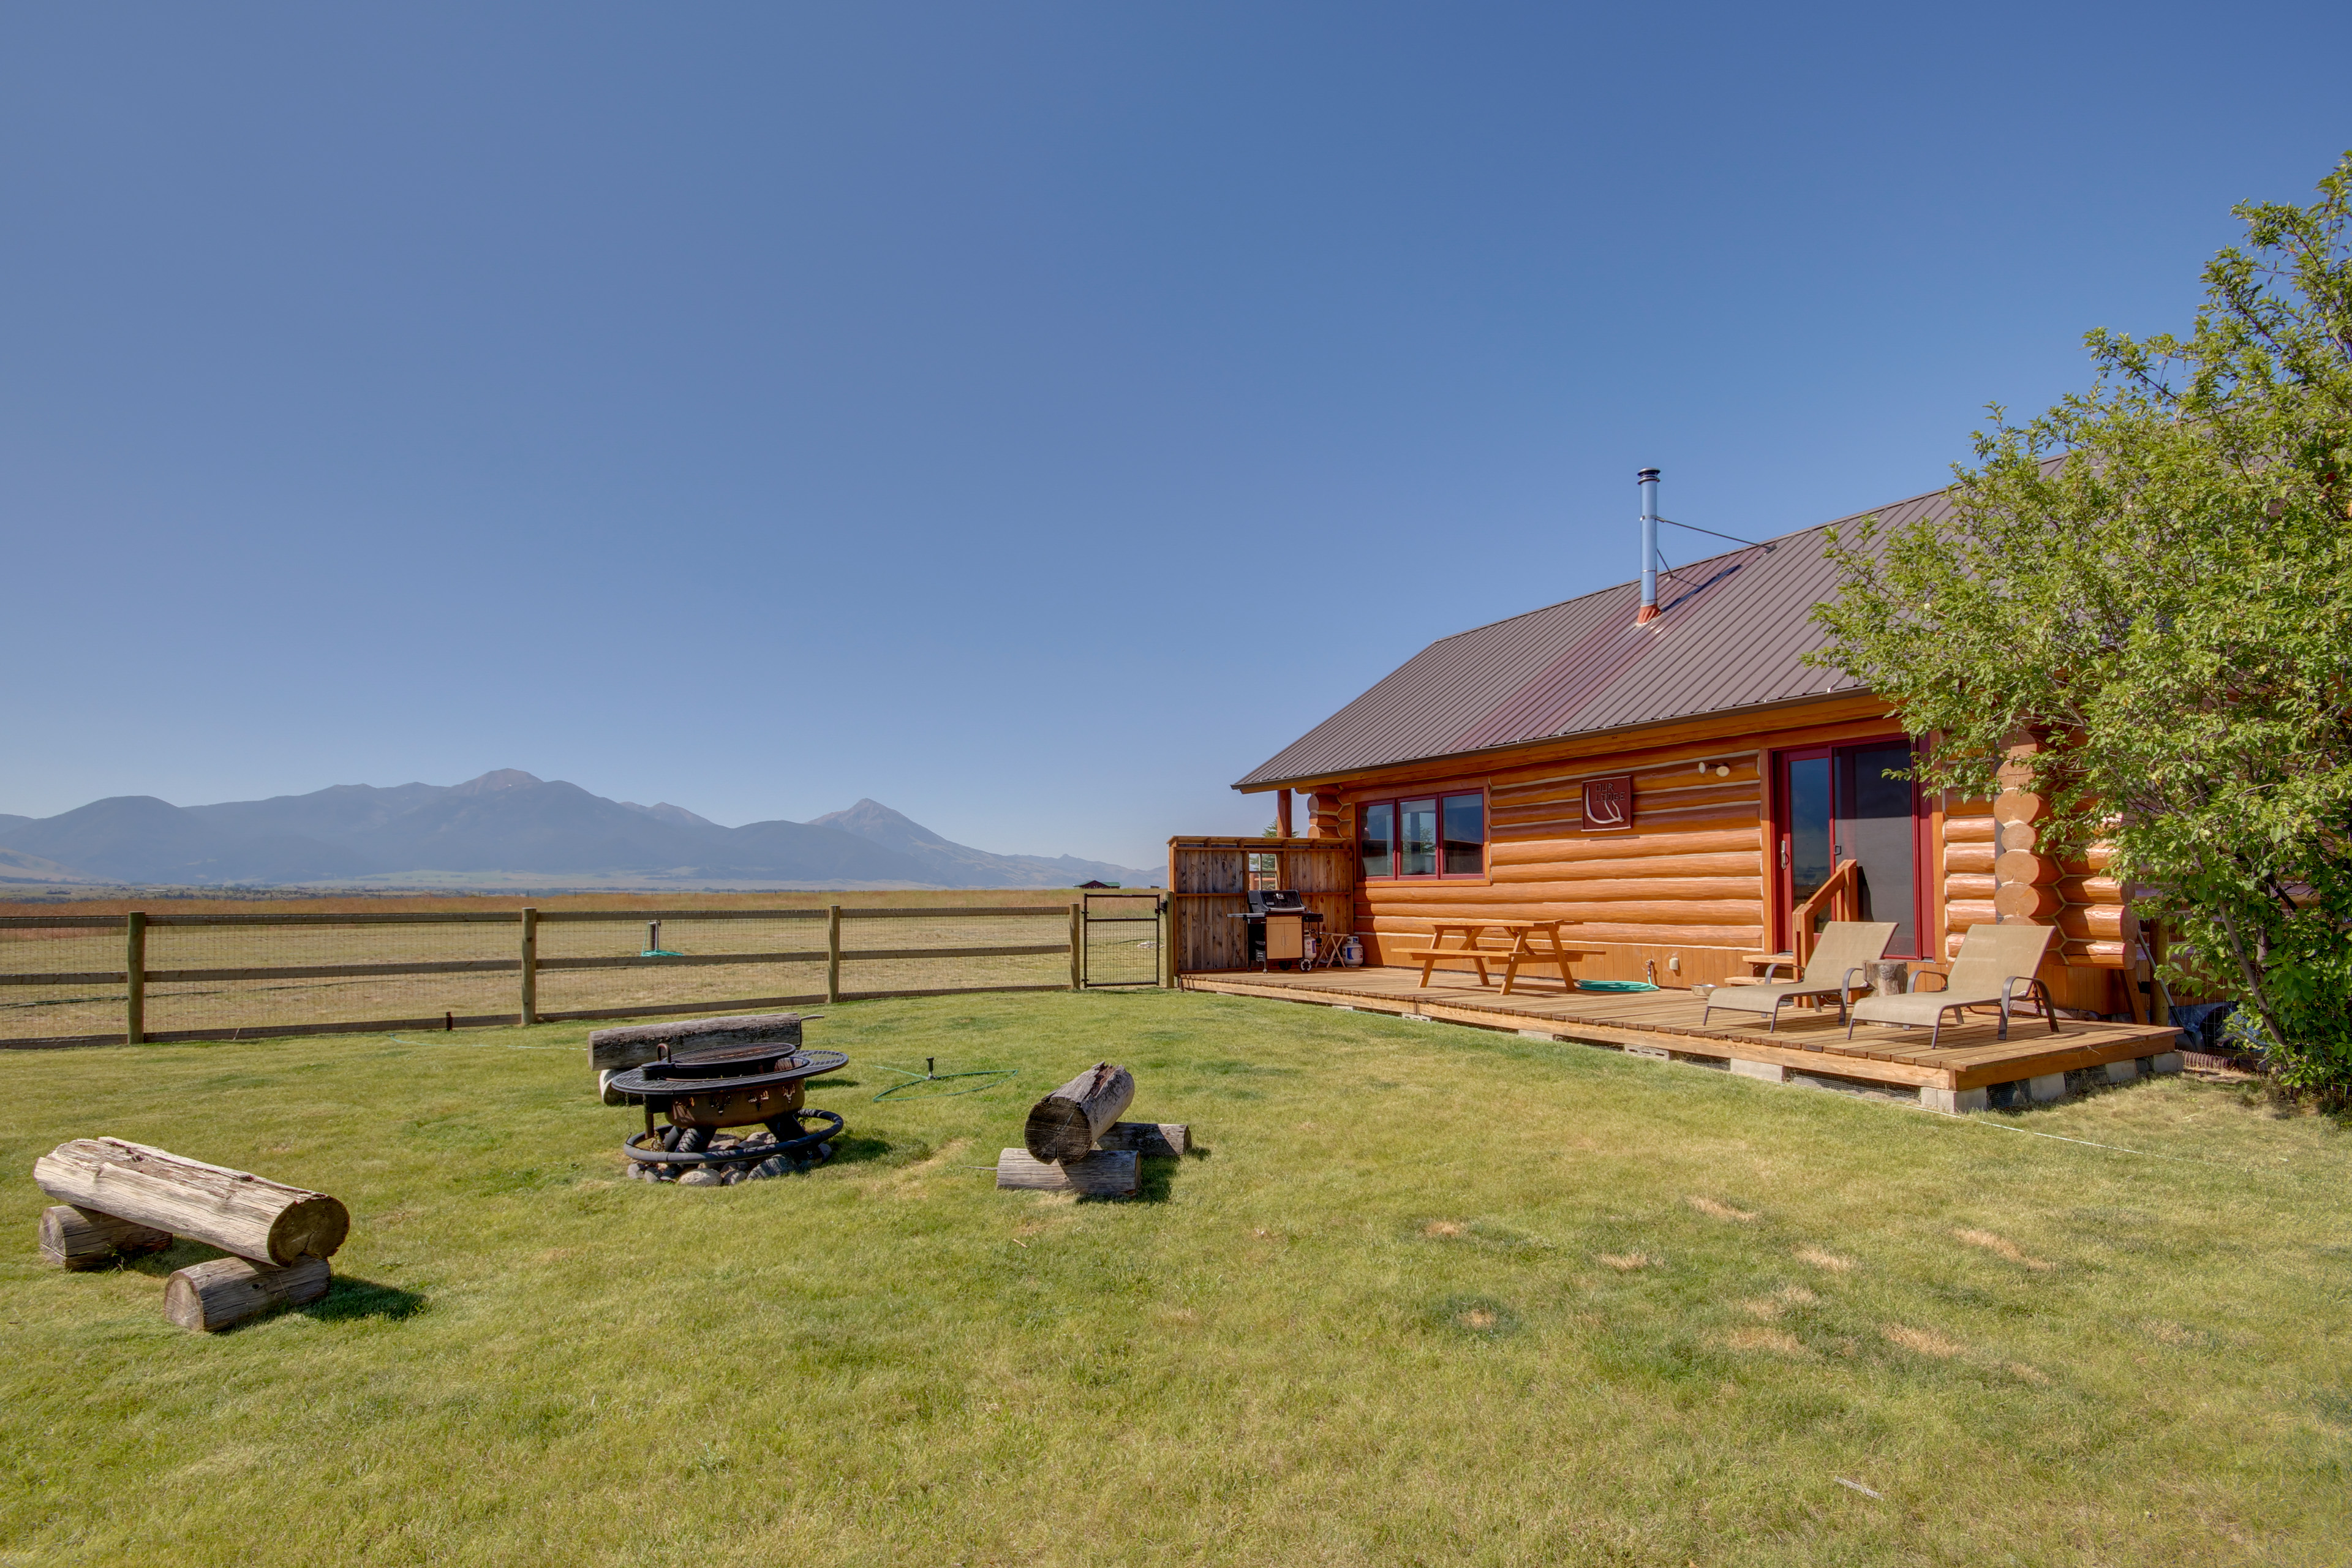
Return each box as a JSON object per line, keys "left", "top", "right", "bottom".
{"left": 600, "top": 1021, "right": 848, "bottom": 1187}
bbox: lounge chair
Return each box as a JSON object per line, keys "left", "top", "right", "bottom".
{"left": 1845, "top": 922, "right": 2060, "bottom": 1048}
{"left": 1701, "top": 921, "right": 1898, "bottom": 1032}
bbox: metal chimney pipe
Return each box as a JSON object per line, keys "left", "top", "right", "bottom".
{"left": 1636, "top": 467, "right": 1661, "bottom": 624}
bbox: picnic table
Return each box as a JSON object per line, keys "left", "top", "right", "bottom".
{"left": 1384, "top": 918, "right": 1596, "bottom": 995}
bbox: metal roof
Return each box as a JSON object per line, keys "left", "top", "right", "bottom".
{"left": 1233, "top": 482, "right": 1957, "bottom": 790}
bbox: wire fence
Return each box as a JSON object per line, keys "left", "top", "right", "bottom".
{"left": 0, "top": 899, "right": 1169, "bottom": 1049}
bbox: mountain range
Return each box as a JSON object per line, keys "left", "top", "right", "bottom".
{"left": 0, "top": 771, "right": 1159, "bottom": 890}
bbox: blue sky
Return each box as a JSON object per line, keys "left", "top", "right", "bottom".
{"left": 4, "top": 3, "right": 2348, "bottom": 869}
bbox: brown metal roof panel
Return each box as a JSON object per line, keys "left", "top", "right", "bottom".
{"left": 1232, "top": 481, "right": 1956, "bottom": 789}
{"left": 1266, "top": 586, "right": 1630, "bottom": 777}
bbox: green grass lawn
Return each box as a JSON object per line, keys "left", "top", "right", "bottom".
{"left": 2, "top": 989, "right": 2347, "bottom": 1566}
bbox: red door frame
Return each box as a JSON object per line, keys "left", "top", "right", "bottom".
{"left": 1768, "top": 736, "right": 1934, "bottom": 959}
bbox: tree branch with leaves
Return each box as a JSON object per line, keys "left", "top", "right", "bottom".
{"left": 1810, "top": 152, "right": 2352, "bottom": 1092}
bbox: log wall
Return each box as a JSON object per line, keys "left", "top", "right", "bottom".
{"left": 1940, "top": 793, "right": 2125, "bottom": 1015}
{"left": 1325, "top": 698, "right": 1897, "bottom": 989}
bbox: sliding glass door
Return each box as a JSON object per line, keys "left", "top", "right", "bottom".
{"left": 1773, "top": 741, "right": 1928, "bottom": 958}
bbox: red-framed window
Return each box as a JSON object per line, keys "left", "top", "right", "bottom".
{"left": 1359, "top": 790, "right": 1486, "bottom": 880}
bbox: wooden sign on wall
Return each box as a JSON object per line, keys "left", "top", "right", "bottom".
{"left": 1581, "top": 774, "right": 1634, "bottom": 832}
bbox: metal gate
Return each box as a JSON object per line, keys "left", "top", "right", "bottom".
{"left": 1080, "top": 891, "right": 1166, "bottom": 988}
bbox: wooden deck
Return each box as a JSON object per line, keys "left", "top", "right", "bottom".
{"left": 1180, "top": 965, "right": 2182, "bottom": 1102}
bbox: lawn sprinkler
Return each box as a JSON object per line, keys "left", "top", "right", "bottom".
{"left": 641, "top": 919, "right": 682, "bottom": 958}
{"left": 872, "top": 1057, "right": 1020, "bottom": 1102}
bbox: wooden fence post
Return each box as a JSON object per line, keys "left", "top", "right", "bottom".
{"left": 124, "top": 911, "right": 146, "bottom": 1045}
{"left": 1069, "top": 902, "right": 1084, "bottom": 991}
{"left": 518, "top": 907, "right": 538, "bottom": 1025}
{"left": 1159, "top": 896, "right": 1174, "bottom": 988}
{"left": 826, "top": 905, "right": 842, "bottom": 1005}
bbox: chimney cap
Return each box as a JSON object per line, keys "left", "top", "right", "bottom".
{"left": 1636, "top": 467, "right": 1661, "bottom": 482}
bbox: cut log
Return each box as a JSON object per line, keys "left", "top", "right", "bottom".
{"left": 1095, "top": 1121, "right": 1189, "bottom": 1158}
{"left": 1994, "top": 881, "right": 2064, "bottom": 919}
{"left": 1993, "top": 790, "right": 2046, "bottom": 824}
{"left": 164, "top": 1256, "right": 331, "bottom": 1333}
{"left": 2059, "top": 905, "right": 2125, "bottom": 941}
{"left": 589, "top": 1011, "right": 806, "bottom": 1072}
{"left": 1945, "top": 899, "right": 1999, "bottom": 930}
{"left": 995, "top": 1148, "right": 1139, "bottom": 1197}
{"left": 37, "top": 1204, "right": 172, "bottom": 1270}
{"left": 32, "top": 1139, "right": 349, "bottom": 1266}
{"left": 2060, "top": 874, "right": 2125, "bottom": 905}
{"left": 1022, "top": 1063, "right": 1135, "bottom": 1164}
{"left": 1994, "top": 850, "right": 2062, "bottom": 887}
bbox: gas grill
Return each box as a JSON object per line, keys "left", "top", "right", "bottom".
{"left": 1227, "top": 889, "right": 1325, "bottom": 970}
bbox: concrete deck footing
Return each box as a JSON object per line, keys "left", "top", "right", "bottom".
{"left": 1730, "top": 1059, "right": 1789, "bottom": 1084}
{"left": 1921, "top": 1086, "right": 1991, "bottom": 1115}
{"left": 2029, "top": 1072, "right": 2068, "bottom": 1102}
{"left": 2149, "top": 1052, "right": 2182, "bottom": 1074}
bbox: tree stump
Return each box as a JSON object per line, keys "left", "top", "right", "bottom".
{"left": 32, "top": 1139, "right": 349, "bottom": 1266}
{"left": 164, "top": 1256, "right": 332, "bottom": 1333}
{"left": 37, "top": 1204, "right": 172, "bottom": 1270}
{"left": 1022, "top": 1063, "right": 1135, "bottom": 1164}
{"left": 1861, "top": 961, "right": 1912, "bottom": 998}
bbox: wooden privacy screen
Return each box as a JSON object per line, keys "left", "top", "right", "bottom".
{"left": 1167, "top": 838, "right": 1355, "bottom": 974}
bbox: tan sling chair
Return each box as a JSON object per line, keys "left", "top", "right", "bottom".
{"left": 1845, "top": 922, "right": 2061, "bottom": 1049}
{"left": 1700, "top": 921, "right": 1898, "bottom": 1033}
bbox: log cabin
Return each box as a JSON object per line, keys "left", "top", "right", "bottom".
{"left": 1209, "top": 475, "right": 2141, "bottom": 1021}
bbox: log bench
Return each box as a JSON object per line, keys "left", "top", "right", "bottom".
{"left": 32, "top": 1138, "right": 351, "bottom": 1332}
{"left": 34, "top": 1139, "right": 349, "bottom": 1266}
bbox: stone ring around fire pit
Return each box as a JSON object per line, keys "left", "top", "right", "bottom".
{"left": 621, "top": 1109, "right": 844, "bottom": 1185}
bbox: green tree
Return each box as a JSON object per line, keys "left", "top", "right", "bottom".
{"left": 1811, "top": 153, "right": 2352, "bottom": 1092}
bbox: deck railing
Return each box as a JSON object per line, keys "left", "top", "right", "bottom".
{"left": 1790, "top": 858, "right": 1862, "bottom": 970}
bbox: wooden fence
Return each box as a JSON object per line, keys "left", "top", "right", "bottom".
{"left": 1167, "top": 838, "right": 1354, "bottom": 974}
{"left": 0, "top": 901, "right": 1173, "bottom": 1050}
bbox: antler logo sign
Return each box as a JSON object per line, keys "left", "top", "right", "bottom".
{"left": 1582, "top": 775, "right": 1634, "bottom": 832}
